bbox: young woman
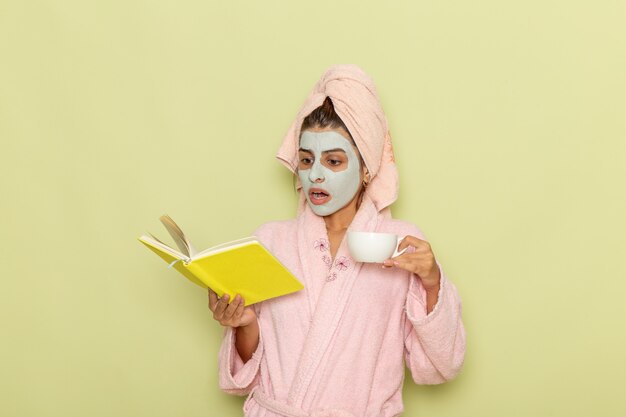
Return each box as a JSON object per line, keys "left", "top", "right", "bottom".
{"left": 208, "top": 65, "right": 466, "bottom": 417}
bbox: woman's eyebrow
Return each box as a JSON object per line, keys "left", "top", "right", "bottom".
{"left": 322, "top": 149, "right": 346, "bottom": 154}
{"left": 298, "top": 148, "right": 346, "bottom": 154}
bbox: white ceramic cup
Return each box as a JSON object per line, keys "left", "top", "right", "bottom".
{"left": 347, "top": 231, "right": 407, "bottom": 263}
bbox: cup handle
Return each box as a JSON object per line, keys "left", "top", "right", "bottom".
{"left": 391, "top": 236, "right": 408, "bottom": 258}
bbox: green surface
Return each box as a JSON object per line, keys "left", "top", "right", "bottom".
{"left": 1, "top": 1, "right": 625, "bottom": 416}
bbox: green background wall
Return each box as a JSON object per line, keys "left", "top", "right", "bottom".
{"left": 1, "top": 1, "right": 625, "bottom": 416}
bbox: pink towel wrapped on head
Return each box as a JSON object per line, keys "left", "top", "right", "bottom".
{"left": 218, "top": 64, "right": 466, "bottom": 417}
{"left": 277, "top": 64, "right": 399, "bottom": 214}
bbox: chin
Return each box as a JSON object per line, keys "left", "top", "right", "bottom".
{"left": 307, "top": 202, "right": 335, "bottom": 217}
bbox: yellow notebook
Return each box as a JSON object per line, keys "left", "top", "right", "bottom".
{"left": 138, "top": 215, "right": 303, "bottom": 305}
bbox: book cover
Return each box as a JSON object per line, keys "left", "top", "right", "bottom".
{"left": 138, "top": 215, "right": 304, "bottom": 305}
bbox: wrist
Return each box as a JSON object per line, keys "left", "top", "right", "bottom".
{"left": 234, "top": 320, "right": 260, "bottom": 363}
{"left": 237, "top": 319, "right": 258, "bottom": 333}
{"left": 421, "top": 266, "right": 441, "bottom": 293}
{"left": 424, "top": 282, "right": 440, "bottom": 295}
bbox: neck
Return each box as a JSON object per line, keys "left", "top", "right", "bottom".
{"left": 324, "top": 209, "right": 355, "bottom": 233}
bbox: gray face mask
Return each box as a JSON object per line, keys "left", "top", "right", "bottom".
{"left": 298, "top": 131, "right": 361, "bottom": 216}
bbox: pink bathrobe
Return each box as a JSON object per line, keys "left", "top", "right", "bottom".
{"left": 218, "top": 65, "right": 466, "bottom": 417}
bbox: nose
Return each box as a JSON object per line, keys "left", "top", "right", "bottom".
{"left": 308, "top": 162, "right": 325, "bottom": 183}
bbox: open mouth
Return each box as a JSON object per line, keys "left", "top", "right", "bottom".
{"left": 309, "top": 188, "right": 331, "bottom": 205}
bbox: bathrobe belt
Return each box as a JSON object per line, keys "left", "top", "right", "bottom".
{"left": 251, "top": 389, "right": 357, "bottom": 417}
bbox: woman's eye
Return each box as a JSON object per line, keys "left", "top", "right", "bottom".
{"left": 300, "top": 158, "right": 312, "bottom": 164}
{"left": 328, "top": 159, "right": 342, "bottom": 166}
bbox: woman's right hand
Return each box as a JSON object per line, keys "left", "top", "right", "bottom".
{"left": 208, "top": 289, "right": 257, "bottom": 328}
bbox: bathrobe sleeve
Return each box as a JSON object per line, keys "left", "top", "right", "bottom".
{"left": 217, "top": 311, "right": 263, "bottom": 395}
{"left": 402, "top": 227, "right": 466, "bottom": 384}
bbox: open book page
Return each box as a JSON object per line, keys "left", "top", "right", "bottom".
{"left": 139, "top": 235, "right": 187, "bottom": 260}
{"left": 192, "top": 236, "right": 259, "bottom": 260}
{"left": 159, "top": 214, "right": 198, "bottom": 257}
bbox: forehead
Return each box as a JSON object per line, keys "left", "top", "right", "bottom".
{"left": 299, "top": 130, "right": 354, "bottom": 152}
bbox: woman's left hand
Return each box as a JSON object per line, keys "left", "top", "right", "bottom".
{"left": 383, "top": 235, "right": 441, "bottom": 292}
